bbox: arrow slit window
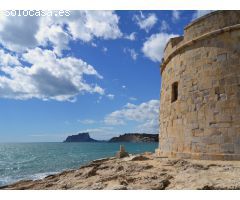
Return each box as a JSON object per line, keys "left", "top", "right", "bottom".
{"left": 171, "top": 82, "right": 178, "bottom": 103}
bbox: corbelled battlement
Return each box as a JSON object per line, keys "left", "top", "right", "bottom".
{"left": 161, "top": 11, "right": 240, "bottom": 74}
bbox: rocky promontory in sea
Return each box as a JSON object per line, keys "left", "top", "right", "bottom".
{"left": 108, "top": 133, "right": 158, "bottom": 143}
{"left": 63, "top": 132, "right": 158, "bottom": 143}
{"left": 63, "top": 132, "right": 98, "bottom": 142}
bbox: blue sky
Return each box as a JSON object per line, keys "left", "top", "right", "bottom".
{"left": 0, "top": 10, "right": 211, "bottom": 142}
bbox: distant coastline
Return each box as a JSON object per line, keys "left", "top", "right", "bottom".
{"left": 108, "top": 133, "right": 158, "bottom": 143}
{"left": 63, "top": 132, "right": 158, "bottom": 143}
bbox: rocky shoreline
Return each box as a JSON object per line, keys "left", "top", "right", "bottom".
{"left": 1, "top": 152, "right": 240, "bottom": 190}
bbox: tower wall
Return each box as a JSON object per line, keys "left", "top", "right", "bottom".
{"left": 157, "top": 11, "right": 240, "bottom": 160}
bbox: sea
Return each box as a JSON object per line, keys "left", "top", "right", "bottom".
{"left": 0, "top": 142, "right": 158, "bottom": 187}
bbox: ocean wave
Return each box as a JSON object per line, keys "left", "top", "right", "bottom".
{"left": 29, "top": 171, "right": 60, "bottom": 180}
{"left": 0, "top": 176, "right": 17, "bottom": 187}
{"left": 0, "top": 171, "right": 60, "bottom": 187}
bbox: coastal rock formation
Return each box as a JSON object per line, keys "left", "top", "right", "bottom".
{"left": 63, "top": 132, "right": 97, "bottom": 142}
{"left": 63, "top": 133, "right": 158, "bottom": 143}
{"left": 157, "top": 10, "right": 240, "bottom": 160}
{"left": 2, "top": 153, "right": 240, "bottom": 190}
{"left": 109, "top": 133, "right": 158, "bottom": 143}
{"left": 115, "top": 145, "right": 129, "bottom": 158}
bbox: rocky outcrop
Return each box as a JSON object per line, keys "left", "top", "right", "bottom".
{"left": 2, "top": 153, "right": 240, "bottom": 190}
{"left": 63, "top": 132, "right": 98, "bottom": 143}
{"left": 115, "top": 145, "right": 129, "bottom": 159}
{"left": 109, "top": 133, "right": 158, "bottom": 143}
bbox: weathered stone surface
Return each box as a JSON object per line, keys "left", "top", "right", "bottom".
{"left": 131, "top": 155, "right": 150, "bottom": 161}
{"left": 158, "top": 11, "right": 240, "bottom": 160}
{"left": 3, "top": 153, "right": 240, "bottom": 190}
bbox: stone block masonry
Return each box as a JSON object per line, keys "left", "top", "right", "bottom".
{"left": 156, "top": 11, "right": 240, "bottom": 160}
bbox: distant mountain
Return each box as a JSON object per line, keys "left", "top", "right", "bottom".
{"left": 63, "top": 132, "right": 98, "bottom": 142}
{"left": 108, "top": 133, "right": 158, "bottom": 143}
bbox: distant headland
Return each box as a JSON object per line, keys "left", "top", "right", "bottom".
{"left": 63, "top": 132, "right": 98, "bottom": 143}
{"left": 63, "top": 132, "right": 158, "bottom": 143}
{"left": 108, "top": 133, "right": 158, "bottom": 143}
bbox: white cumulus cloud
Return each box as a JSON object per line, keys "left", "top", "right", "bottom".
{"left": 142, "top": 32, "right": 178, "bottom": 62}
{"left": 0, "top": 49, "right": 21, "bottom": 66}
{"left": 0, "top": 11, "right": 123, "bottom": 55}
{"left": 133, "top": 12, "right": 157, "bottom": 32}
{"left": 104, "top": 99, "right": 159, "bottom": 133}
{"left": 0, "top": 15, "right": 40, "bottom": 52}
{"left": 65, "top": 11, "right": 122, "bottom": 42}
{"left": 0, "top": 11, "right": 125, "bottom": 102}
{"left": 0, "top": 48, "right": 104, "bottom": 101}
{"left": 36, "top": 23, "right": 70, "bottom": 56}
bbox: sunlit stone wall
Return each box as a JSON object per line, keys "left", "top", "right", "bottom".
{"left": 156, "top": 11, "right": 240, "bottom": 160}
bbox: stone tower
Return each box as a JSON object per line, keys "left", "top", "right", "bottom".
{"left": 156, "top": 11, "right": 240, "bottom": 160}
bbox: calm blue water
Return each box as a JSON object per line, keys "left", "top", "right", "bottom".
{"left": 0, "top": 142, "right": 158, "bottom": 186}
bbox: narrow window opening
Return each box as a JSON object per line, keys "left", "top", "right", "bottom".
{"left": 171, "top": 82, "right": 178, "bottom": 103}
